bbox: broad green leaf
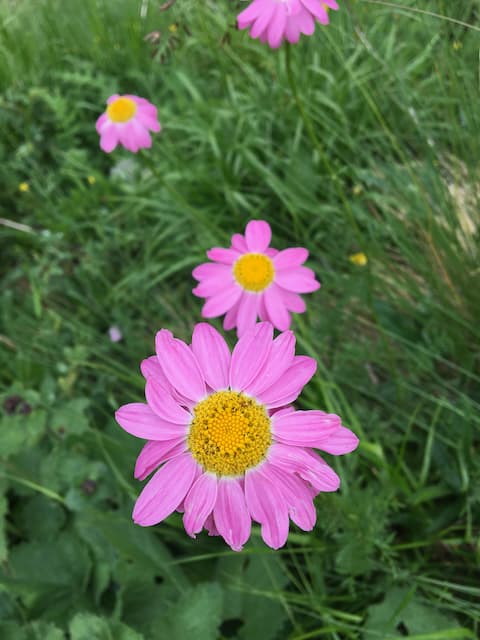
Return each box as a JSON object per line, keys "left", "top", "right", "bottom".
{"left": 69, "top": 613, "right": 144, "bottom": 640}
{"left": 0, "top": 410, "right": 47, "bottom": 458}
{"left": 364, "top": 587, "right": 462, "bottom": 639}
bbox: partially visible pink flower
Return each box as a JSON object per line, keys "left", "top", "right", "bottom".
{"left": 96, "top": 94, "right": 161, "bottom": 153}
{"left": 115, "top": 322, "right": 359, "bottom": 550}
{"left": 237, "top": 0, "right": 339, "bottom": 48}
{"left": 192, "top": 220, "right": 320, "bottom": 337}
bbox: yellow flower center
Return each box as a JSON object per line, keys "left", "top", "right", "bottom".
{"left": 106, "top": 97, "right": 137, "bottom": 123}
{"left": 188, "top": 391, "right": 271, "bottom": 476}
{"left": 233, "top": 253, "right": 275, "bottom": 292}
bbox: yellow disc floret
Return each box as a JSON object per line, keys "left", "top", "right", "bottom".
{"left": 233, "top": 253, "right": 275, "bottom": 292}
{"left": 107, "top": 97, "right": 137, "bottom": 123}
{"left": 188, "top": 391, "right": 271, "bottom": 476}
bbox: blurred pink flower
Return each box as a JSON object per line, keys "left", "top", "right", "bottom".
{"left": 237, "top": 0, "right": 338, "bottom": 48}
{"left": 109, "top": 326, "right": 123, "bottom": 342}
{"left": 96, "top": 94, "right": 161, "bottom": 153}
{"left": 115, "top": 322, "right": 358, "bottom": 550}
{"left": 192, "top": 220, "right": 320, "bottom": 336}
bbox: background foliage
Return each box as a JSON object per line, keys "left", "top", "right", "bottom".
{"left": 1, "top": 0, "right": 479, "bottom": 638}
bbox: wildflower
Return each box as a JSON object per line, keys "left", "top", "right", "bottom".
{"left": 87, "top": 175, "right": 96, "bottom": 185}
{"left": 193, "top": 220, "right": 320, "bottom": 336}
{"left": 115, "top": 322, "right": 358, "bottom": 550}
{"left": 349, "top": 252, "right": 368, "bottom": 266}
{"left": 237, "top": 0, "right": 339, "bottom": 49}
{"left": 109, "top": 326, "right": 123, "bottom": 343}
{"left": 352, "top": 184, "right": 363, "bottom": 196}
{"left": 18, "top": 182, "right": 29, "bottom": 192}
{"left": 452, "top": 41, "right": 462, "bottom": 51}
{"left": 96, "top": 94, "right": 161, "bottom": 153}
{"left": 168, "top": 23, "right": 178, "bottom": 33}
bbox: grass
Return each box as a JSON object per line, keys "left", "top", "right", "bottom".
{"left": 0, "top": 0, "right": 479, "bottom": 638}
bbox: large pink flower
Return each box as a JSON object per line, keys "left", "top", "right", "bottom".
{"left": 115, "top": 322, "right": 358, "bottom": 551}
{"left": 95, "top": 94, "right": 161, "bottom": 153}
{"left": 237, "top": 0, "right": 338, "bottom": 48}
{"left": 192, "top": 220, "right": 320, "bottom": 337}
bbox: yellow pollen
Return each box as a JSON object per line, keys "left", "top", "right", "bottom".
{"left": 106, "top": 97, "right": 137, "bottom": 123}
{"left": 18, "top": 182, "right": 30, "bottom": 192}
{"left": 188, "top": 391, "right": 271, "bottom": 476}
{"left": 233, "top": 253, "right": 275, "bottom": 292}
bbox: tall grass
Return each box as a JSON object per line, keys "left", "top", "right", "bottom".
{"left": 0, "top": 0, "right": 479, "bottom": 638}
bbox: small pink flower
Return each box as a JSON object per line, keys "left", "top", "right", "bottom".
{"left": 109, "top": 326, "right": 123, "bottom": 343}
{"left": 115, "top": 322, "right": 358, "bottom": 550}
{"left": 192, "top": 220, "right": 320, "bottom": 336}
{"left": 237, "top": 0, "right": 338, "bottom": 48}
{"left": 95, "top": 94, "right": 161, "bottom": 153}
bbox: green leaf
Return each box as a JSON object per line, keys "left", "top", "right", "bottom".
{"left": 364, "top": 587, "right": 462, "bottom": 639}
{"left": 49, "top": 398, "right": 90, "bottom": 436}
{"left": 217, "top": 552, "right": 289, "bottom": 640}
{"left": 0, "top": 478, "right": 7, "bottom": 562}
{"left": 13, "top": 495, "right": 66, "bottom": 541}
{"left": 0, "top": 410, "right": 47, "bottom": 458}
{"left": 69, "top": 613, "right": 144, "bottom": 640}
{"left": 169, "top": 582, "right": 223, "bottom": 640}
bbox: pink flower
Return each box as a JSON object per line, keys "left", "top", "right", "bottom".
{"left": 192, "top": 220, "right": 320, "bottom": 337}
{"left": 115, "top": 322, "right": 358, "bottom": 550}
{"left": 237, "top": 0, "right": 338, "bottom": 48}
{"left": 95, "top": 94, "right": 161, "bottom": 153}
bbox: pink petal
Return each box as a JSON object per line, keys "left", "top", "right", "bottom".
{"left": 236, "top": 292, "right": 259, "bottom": 337}
{"left": 231, "top": 233, "right": 248, "bottom": 252}
{"left": 275, "top": 266, "right": 320, "bottom": 293}
{"left": 317, "top": 427, "right": 360, "bottom": 455}
{"left": 204, "top": 513, "right": 219, "bottom": 537}
{"left": 206, "top": 247, "right": 242, "bottom": 264}
{"left": 224, "top": 297, "right": 241, "bottom": 330}
{"left": 99, "top": 124, "right": 119, "bottom": 153}
{"left": 201, "top": 285, "right": 242, "bottom": 318}
{"left": 118, "top": 121, "right": 140, "bottom": 153}
{"left": 237, "top": 0, "right": 264, "bottom": 29}
{"left": 247, "top": 330, "right": 296, "bottom": 396}
{"left": 257, "top": 356, "right": 317, "bottom": 408}
{"left": 268, "top": 444, "right": 340, "bottom": 492}
{"left": 266, "top": 463, "right": 316, "bottom": 531}
{"left": 272, "top": 410, "right": 341, "bottom": 446}
{"left": 115, "top": 403, "right": 187, "bottom": 440}
{"left": 140, "top": 356, "right": 189, "bottom": 406}
{"left": 192, "top": 271, "right": 234, "bottom": 298}
{"left": 183, "top": 473, "right": 218, "bottom": 538}
{"left": 281, "top": 290, "right": 306, "bottom": 313}
{"left": 273, "top": 248, "right": 309, "bottom": 270}
{"left": 192, "top": 262, "right": 231, "bottom": 282}
{"left": 267, "top": 5, "right": 287, "bottom": 48}
{"left": 140, "top": 356, "right": 167, "bottom": 383}
{"left": 300, "top": 0, "right": 329, "bottom": 23}
{"left": 191, "top": 323, "right": 231, "bottom": 390}
{"left": 155, "top": 330, "right": 206, "bottom": 401}
{"left": 133, "top": 453, "right": 198, "bottom": 526}
{"left": 263, "top": 283, "right": 291, "bottom": 331}
{"left": 229, "top": 322, "right": 273, "bottom": 391}
{"left": 250, "top": 1, "right": 277, "bottom": 39}
{"left": 134, "top": 439, "right": 187, "bottom": 480}
{"left": 244, "top": 220, "right": 272, "bottom": 252}
{"left": 245, "top": 467, "right": 289, "bottom": 549}
{"left": 96, "top": 113, "right": 108, "bottom": 134}
{"left": 145, "top": 377, "right": 192, "bottom": 424}
{"left": 213, "top": 479, "right": 251, "bottom": 551}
